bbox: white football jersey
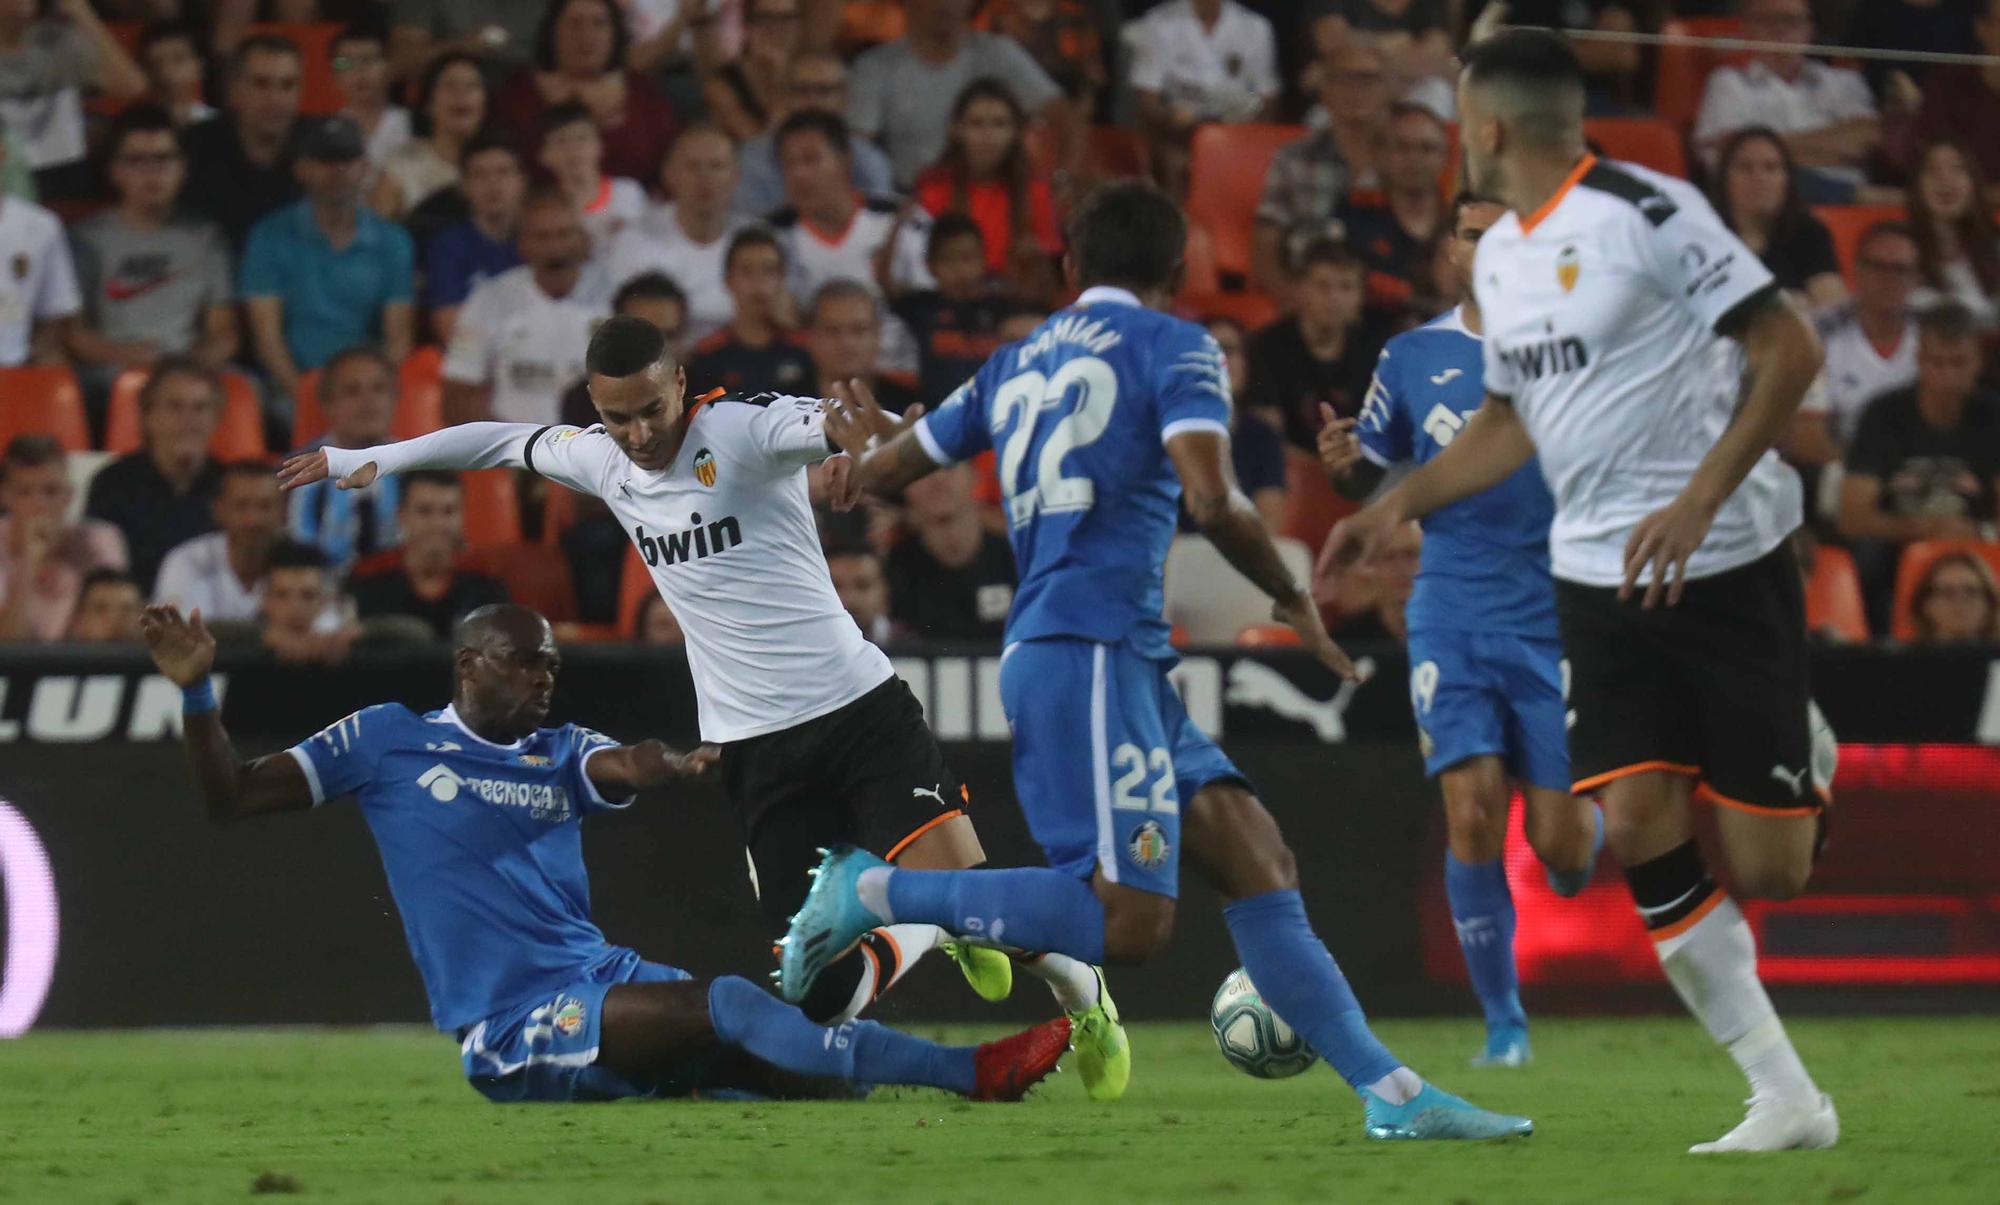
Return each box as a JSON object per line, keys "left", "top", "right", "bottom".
{"left": 528, "top": 395, "right": 892, "bottom": 742}
{"left": 1809, "top": 307, "right": 1917, "bottom": 448}
{"left": 1473, "top": 156, "right": 1803, "bottom": 587}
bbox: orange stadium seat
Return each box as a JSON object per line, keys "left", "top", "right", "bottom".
{"left": 1084, "top": 125, "right": 1148, "bottom": 180}
{"left": 1180, "top": 221, "right": 1222, "bottom": 297}
{"left": 1236, "top": 623, "right": 1302, "bottom": 647}
{"left": 618, "top": 544, "right": 652, "bottom": 637}
{"left": 460, "top": 467, "right": 521, "bottom": 545}
{"left": 1178, "top": 290, "right": 1280, "bottom": 332}
{"left": 1187, "top": 123, "right": 1304, "bottom": 281}
{"left": 552, "top": 621, "right": 619, "bottom": 643}
{"left": 1805, "top": 545, "right": 1870, "bottom": 642}
{"left": 1891, "top": 540, "right": 2000, "bottom": 642}
{"left": 0, "top": 366, "right": 90, "bottom": 451}
{"left": 88, "top": 21, "right": 143, "bottom": 117}
{"left": 396, "top": 347, "right": 445, "bottom": 439}
{"left": 470, "top": 542, "right": 577, "bottom": 622}
{"left": 293, "top": 369, "right": 325, "bottom": 446}
{"left": 1654, "top": 17, "right": 1747, "bottom": 130}
{"left": 1281, "top": 445, "right": 1357, "bottom": 553}
{"left": 1585, "top": 117, "right": 1688, "bottom": 178}
{"left": 105, "top": 369, "right": 266, "bottom": 460}
{"left": 1814, "top": 205, "right": 1907, "bottom": 288}
{"left": 246, "top": 23, "right": 344, "bottom": 115}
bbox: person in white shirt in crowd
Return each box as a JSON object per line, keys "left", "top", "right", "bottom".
{"left": 733, "top": 50, "right": 894, "bottom": 218}
{"left": 0, "top": 130, "right": 80, "bottom": 366}
{"left": 444, "top": 187, "right": 611, "bottom": 425}
{"left": 0, "top": 433, "right": 127, "bottom": 642}
{"left": 0, "top": 0, "right": 145, "bottom": 193}
{"left": 539, "top": 101, "right": 646, "bottom": 260}
{"left": 155, "top": 461, "right": 318, "bottom": 627}
{"left": 847, "top": 0, "right": 1071, "bottom": 190}
{"left": 1693, "top": 0, "right": 1880, "bottom": 203}
{"left": 331, "top": 24, "right": 410, "bottom": 174}
{"left": 605, "top": 122, "right": 748, "bottom": 344}
{"left": 1128, "top": 0, "right": 1280, "bottom": 193}
{"left": 1784, "top": 222, "right": 1922, "bottom": 486}
{"left": 289, "top": 346, "right": 403, "bottom": 574}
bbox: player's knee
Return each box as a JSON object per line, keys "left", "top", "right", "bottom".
{"left": 1442, "top": 789, "right": 1509, "bottom": 864}
{"left": 1524, "top": 801, "right": 1589, "bottom": 871}
{"left": 1186, "top": 783, "right": 1299, "bottom": 897}
{"left": 1098, "top": 892, "right": 1175, "bottom": 962}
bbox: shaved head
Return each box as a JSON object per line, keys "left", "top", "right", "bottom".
{"left": 1458, "top": 29, "right": 1588, "bottom": 197}
{"left": 452, "top": 605, "right": 560, "bottom": 741}
{"left": 455, "top": 604, "right": 553, "bottom": 655}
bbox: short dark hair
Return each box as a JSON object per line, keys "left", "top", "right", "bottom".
{"left": 459, "top": 126, "right": 521, "bottom": 171}
{"left": 1858, "top": 219, "right": 1917, "bottom": 258}
{"left": 774, "top": 108, "right": 850, "bottom": 159}
{"left": 218, "top": 459, "right": 275, "bottom": 489}
{"left": 318, "top": 345, "right": 394, "bottom": 401}
{"left": 79, "top": 567, "right": 137, "bottom": 598}
{"left": 614, "top": 271, "right": 688, "bottom": 314}
{"left": 540, "top": 100, "right": 597, "bottom": 141}
{"left": 401, "top": 469, "right": 463, "bottom": 502}
{"left": 1291, "top": 236, "right": 1362, "bottom": 278}
{"left": 1918, "top": 299, "right": 1981, "bottom": 343}
{"left": 1461, "top": 27, "right": 1584, "bottom": 92}
{"left": 138, "top": 20, "right": 199, "bottom": 57}
{"left": 809, "top": 277, "right": 879, "bottom": 326}
{"left": 586, "top": 314, "right": 670, "bottom": 378}
{"left": 534, "top": 0, "right": 630, "bottom": 75}
{"left": 139, "top": 355, "right": 221, "bottom": 413}
{"left": 103, "top": 103, "right": 179, "bottom": 164}
{"left": 415, "top": 52, "right": 485, "bottom": 136}
{"left": 1, "top": 433, "right": 65, "bottom": 483}
{"left": 265, "top": 539, "right": 329, "bottom": 574}
{"left": 1067, "top": 180, "right": 1186, "bottom": 294}
{"left": 926, "top": 211, "right": 986, "bottom": 261}
{"left": 725, "top": 225, "right": 784, "bottom": 273}
{"left": 824, "top": 540, "right": 880, "bottom": 565}
{"left": 230, "top": 32, "right": 301, "bottom": 84}
{"left": 331, "top": 20, "right": 385, "bottom": 58}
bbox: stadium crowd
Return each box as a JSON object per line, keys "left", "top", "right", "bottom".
{"left": 1, "top": 0, "right": 1998, "bottom": 658}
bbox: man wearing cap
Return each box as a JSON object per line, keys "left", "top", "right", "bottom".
{"left": 241, "top": 114, "right": 416, "bottom": 408}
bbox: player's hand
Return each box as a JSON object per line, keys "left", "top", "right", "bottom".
{"left": 1315, "top": 403, "right": 1363, "bottom": 479}
{"left": 276, "top": 450, "right": 378, "bottom": 493}
{"left": 821, "top": 454, "right": 861, "bottom": 511}
{"left": 1273, "top": 590, "right": 1362, "bottom": 682}
{"left": 1621, "top": 490, "right": 1720, "bottom": 608}
{"left": 140, "top": 604, "right": 216, "bottom": 686}
{"left": 1322, "top": 498, "right": 1405, "bottom": 575}
{"left": 624, "top": 739, "right": 721, "bottom": 787}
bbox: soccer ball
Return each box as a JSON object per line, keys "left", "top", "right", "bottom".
{"left": 1210, "top": 968, "right": 1318, "bottom": 1079}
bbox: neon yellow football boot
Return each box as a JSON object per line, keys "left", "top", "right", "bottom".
{"left": 942, "top": 941, "right": 1014, "bottom": 1003}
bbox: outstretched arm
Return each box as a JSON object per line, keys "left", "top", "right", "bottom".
{"left": 585, "top": 740, "right": 721, "bottom": 800}
{"left": 140, "top": 604, "right": 314, "bottom": 824}
{"left": 1323, "top": 397, "right": 1534, "bottom": 569}
{"left": 819, "top": 379, "right": 939, "bottom": 496}
{"left": 275, "top": 422, "right": 540, "bottom": 493}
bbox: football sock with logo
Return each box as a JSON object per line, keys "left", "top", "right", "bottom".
{"left": 1222, "top": 889, "right": 1409, "bottom": 1099}
{"left": 1627, "top": 841, "right": 1818, "bottom": 1104}
{"left": 1444, "top": 852, "right": 1526, "bottom": 1035}
{"left": 860, "top": 866, "right": 1107, "bottom": 965}
{"left": 1015, "top": 952, "right": 1102, "bottom": 1014}
{"left": 707, "top": 975, "right": 975, "bottom": 1094}
{"left": 815, "top": 925, "right": 944, "bottom": 1026}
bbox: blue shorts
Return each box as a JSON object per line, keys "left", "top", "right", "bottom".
{"left": 459, "top": 948, "right": 693, "bottom": 1103}
{"left": 1404, "top": 628, "right": 1570, "bottom": 792}
{"left": 1001, "top": 638, "right": 1247, "bottom": 900}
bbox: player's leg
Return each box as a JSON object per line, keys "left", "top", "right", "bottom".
{"left": 1437, "top": 756, "right": 1529, "bottom": 1065}
{"left": 1501, "top": 633, "right": 1603, "bottom": 898}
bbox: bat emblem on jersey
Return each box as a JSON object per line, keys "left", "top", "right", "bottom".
{"left": 1556, "top": 244, "right": 1581, "bottom": 293}
{"left": 693, "top": 448, "right": 717, "bottom": 488}
{"left": 1428, "top": 368, "right": 1462, "bottom": 385}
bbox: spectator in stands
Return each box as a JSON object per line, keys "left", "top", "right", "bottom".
{"left": 424, "top": 133, "right": 525, "bottom": 344}
{"left": 807, "top": 278, "right": 918, "bottom": 412}
{"left": 895, "top": 213, "right": 1010, "bottom": 409}
{"left": 1909, "top": 551, "right": 2000, "bottom": 644}
{"left": 1128, "top": 0, "right": 1279, "bottom": 194}
{"left": 1337, "top": 101, "right": 1450, "bottom": 324}
{"left": 973, "top": 0, "right": 1104, "bottom": 114}
{"left": 348, "top": 470, "right": 508, "bottom": 640}
{"left": 138, "top": 21, "right": 214, "bottom": 128}
{"left": 493, "top": 0, "right": 678, "bottom": 186}
{"left": 1306, "top": 1, "right": 1454, "bottom": 90}
{"left": 605, "top": 123, "right": 747, "bottom": 344}
{"left": 371, "top": 51, "right": 486, "bottom": 222}
{"left": 1254, "top": 38, "right": 1390, "bottom": 295}
{"left": 772, "top": 111, "right": 934, "bottom": 305}
{"left": 733, "top": 50, "right": 893, "bottom": 218}
{"left": 241, "top": 115, "right": 415, "bottom": 405}
{"left": 636, "top": 593, "right": 684, "bottom": 644}
{"left": 1909, "top": 139, "right": 2000, "bottom": 328}
{"left": 154, "top": 460, "right": 287, "bottom": 623}
{"left": 289, "top": 346, "right": 401, "bottom": 573}
{"left": 182, "top": 33, "right": 303, "bottom": 252}
{"left": 0, "top": 434, "right": 127, "bottom": 641}
{"left": 701, "top": 0, "right": 803, "bottom": 143}
{"left": 390, "top": 0, "right": 548, "bottom": 86}
{"left": 1246, "top": 239, "right": 1387, "bottom": 450}
{"left": 848, "top": 0, "right": 1070, "bottom": 190}
{"left": 538, "top": 101, "right": 647, "bottom": 260}
{"left": 828, "top": 543, "right": 904, "bottom": 645}
{"left": 561, "top": 271, "right": 688, "bottom": 427}
{"left": 258, "top": 539, "right": 356, "bottom": 665}
{"left": 1711, "top": 126, "right": 1847, "bottom": 310}
{"left": 0, "top": 132, "right": 79, "bottom": 367}
{"left": 914, "top": 77, "right": 1060, "bottom": 300}
{"left": 1491, "top": 0, "right": 1649, "bottom": 114}
{"left": 1846, "top": 0, "right": 1976, "bottom": 94}
{"left": 66, "top": 567, "right": 142, "bottom": 642}
{"left": 1693, "top": 0, "right": 1880, "bottom": 203}
{"left": 444, "top": 187, "right": 611, "bottom": 424}
{"left": 622, "top": 0, "right": 705, "bottom": 78}
{"left": 1913, "top": 0, "right": 2000, "bottom": 186}
{"left": 687, "top": 226, "right": 814, "bottom": 396}
{"left": 85, "top": 358, "right": 223, "bottom": 593}
{"left": 331, "top": 24, "right": 409, "bottom": 173}
{"left": 0, "top": 0, "right": 145, "bottom": 195}
{"left": 1840, "top": 302, "right": 2000, "bottom": 626}
{"left": 886, "top": 462, "right": 1014, "bottom": 638}
{"left": 1789, "top": 223, "right": 1921, "bottom": 466}
{"left": 69, "top": 105, "right": 237, "bottom": 401}
{"left": 1201, "top": 315, "right": 1288, "bottom": 533}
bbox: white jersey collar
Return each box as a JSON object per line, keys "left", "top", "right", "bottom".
{"left": 1076, "top": 286, "right": 1143, "bottom": 309}
{"left": 434, "top": 704, "right": 529, "bottom": 751}
{"left": 1438, "top": 305, "right": 1480, "bottom": 340}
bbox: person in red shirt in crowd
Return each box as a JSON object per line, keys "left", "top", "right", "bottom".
{"left": 492, "top": 0, "right": 677, "bottom": 185}
{"left": 913, "top": 77, "right": 1061, "bottom": 300}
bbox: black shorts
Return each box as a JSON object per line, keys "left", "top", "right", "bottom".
{"left": 1556, "top": 543, "right": 1820, "bottom": 816}
{"left": 717, "top": 675, "right": 966, "bottom": 928}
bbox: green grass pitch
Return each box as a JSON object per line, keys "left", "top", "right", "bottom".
{"left": 3, "top": 1017, "right": 1997, "bottom": 1203}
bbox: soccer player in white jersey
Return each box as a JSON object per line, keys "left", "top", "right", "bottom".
{"left": 1330, "top": 31, "right": 1838, "bottom": 1153}
{"left": 274, "top": 316, "right": 1130, "bottom": 1100}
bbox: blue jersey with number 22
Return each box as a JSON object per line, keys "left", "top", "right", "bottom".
{"left": 913, "top": 287, "right": 1232, "bottom": 657}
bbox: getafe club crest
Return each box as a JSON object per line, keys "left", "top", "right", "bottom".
{"left": 1128, "top": 819, "right": 1170, "bottom": 870}
{"left": 1556, "top": 245, "right": 1580, "bottom": 293}
{"left": 693, "top": 448, "right": 717, "bottom": 488}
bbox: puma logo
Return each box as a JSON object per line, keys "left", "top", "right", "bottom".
{"left": 912, "top": 784, "right": 946, "bottom": 807}
{"left": 1769, "top": 764, "right": 1808, "bottom": 797}
{"left": 1429, "top": 368, "right": 1463, "bottom": 385}
{"left": 1224, "top": 659, "right": 1371, "bottom": 744}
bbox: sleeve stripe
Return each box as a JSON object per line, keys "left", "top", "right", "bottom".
{"left": 522, "top": 425, "right": 555, "bottom": 477}
{"left": 1160, "top": 417, "right": 1230, "bottom": 446}
{"left": 912, "top": 415, "right": 954, "bottom": 466}
{"left": 578, "top": 743, "right": 634, "bottom": 810}
{"left": 286, "top": 746, "right": 326, "bottom": 806}
{"left": 1358, "top": 443, "right": 1392, "bottom": 469}
{"left": 1713, "top": 281, "right": 1782, "bottom": 338}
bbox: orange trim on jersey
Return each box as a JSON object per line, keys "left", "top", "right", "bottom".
{"left": 1518, "top": 153, "right": 1597, "bottom": 236}
{"left": 685, "top": 387, "right": 725, "bottom": 422}
{"left": 583, "top": 175, "right": 614, "bottom": 216}
{"left": 875, "top": 925, "right": 904, "bottom": 971}
{"left": 804, "top": 197, "right": 864, "bottom": 247}
{"left": 1571, "top": 760, "right": 1700, "bottom": 795}
{"left": 885, "top": 807, "right": 965, "bottom": 862}
{"left": 1696, "top": 782, "right": 1820, "bottom": 818}
{"left": 1648, "top": 888, "right": 1725, "bottom": 943}
{"left": 858, "top": 938, "right": 882, "bottom": 986}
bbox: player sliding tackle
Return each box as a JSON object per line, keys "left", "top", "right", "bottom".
{"left": 275, "top": 316, "right": 1128, "bottom": 1100}
{"left": 783, "top": 180, "right": 1531, "bottom": 1141}
{"left": 139, "top": 601, "right": 1070, "bottom": 1103}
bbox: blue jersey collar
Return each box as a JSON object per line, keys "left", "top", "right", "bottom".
{"left": 434, "top": 704, "right": 529, "bottom": 750}
{"left": 1076, "top": 285, "right": 1143, "bottom": 309}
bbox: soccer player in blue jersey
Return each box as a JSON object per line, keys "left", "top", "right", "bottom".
{"left": 1318, "top": 193, "right": 1603, "bottom": 1068}
{"left": 138, "top": 600, "right": 1070, "bottom": 1104}
{"left": 779, "top": 180, "right": 1531, "bottom": 1140}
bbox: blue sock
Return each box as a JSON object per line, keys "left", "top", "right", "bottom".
{"left": 884, "top": 867, "right": 1106, "bottom": 964}
{"left": 1544, "top": 803, "right": 1604, "bottom": 899}
{"left": 1222, "top": 889, "right": 1402, "bottom": 1091}
{"left": 707, "top": 976, "right": 975, "bottom": 1094}
{"left": 1445, "top": 853, "right": 1526, "bottom": 1033}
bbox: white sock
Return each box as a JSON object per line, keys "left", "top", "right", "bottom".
{"left": 824, "top": 923, "right": 945, "bottom": 1025}
{"left": 1366, "top": 1066, "right": 1423, "bottom": 1106}
{"left": 1015, "top": 952, "right": 1101, "bottom": 1013}
{"left": 1654, "top": 895, "right": 1818, "bottom": 1104}
{"left": 855, "top": 866, "right": 894, "bottom": 921}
